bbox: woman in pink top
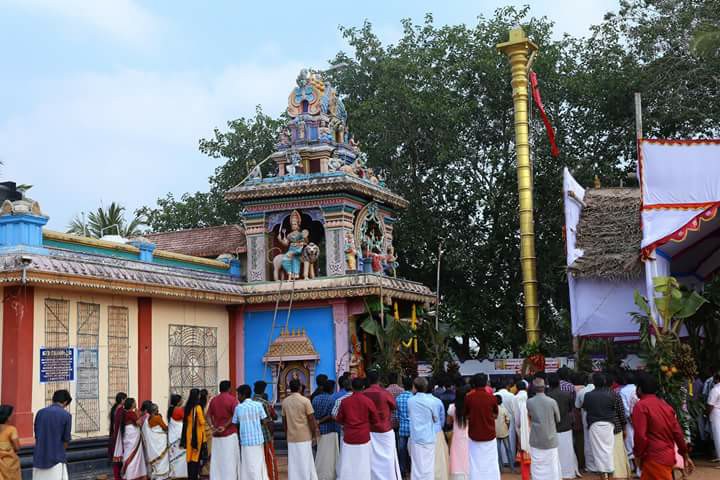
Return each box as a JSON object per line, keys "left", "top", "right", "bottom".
{"left": 447, "top": 386, "right": 470, "bottom": 479}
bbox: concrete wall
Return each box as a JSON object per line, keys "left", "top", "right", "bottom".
{"left": 150, "top": 299, "right": 230, "bottom": 418}
{"left": 32, "top": 288, "right": 138, "bottom": 438}
{"left": 244, "top": 305, "right": 335, "bottom": 401}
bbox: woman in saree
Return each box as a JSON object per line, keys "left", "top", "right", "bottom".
{"left": 166, "top": 394, "right": 187, "bottom": 479}
{"left": 199, "top": 389, "right": 212, "bottom": 477}
{"left": 0, "top": 405, "right": 21, "bottom": 480}
{"left": 142, "top": 403, "right": 170, "bottom": 479}
{"left": 120, "top": 398, "right": 149, "bottom": 480}
{"left": 109, "top": 392, "right": 128, "bottom": 480}
{"left": 181, "top": 389, "right": 206, "bottom": 480}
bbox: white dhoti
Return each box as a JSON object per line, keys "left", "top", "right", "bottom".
{"left": 209, "top": 434, "right": 242, "bottom": 479}
{"left": 287, "top": 441, "right": 319, "bottom": 480}
{"left": 242, "top": 444, "right": 269, "bottom": 480}
{"left": 557, "top": 430, "right": 579, "bottom": 479}
{"left": 530, "top": 447, "right": 562, "bottom": 480}
{"left": 315, "top": 433, "right": 339, "bottom": 480}
{"left": 468, "top": 439, "right": 500, "bottom": 480}
{"left": 167, "top": 418, "right": 187, "bottom": 478}
{"left": 434, "top": 432, "right": 449, "bottom": 480}
{"left": 588, "top": 422, "right": 614, "bottom": 474}
{"left": 370, "top": 430, "right": 402, "bottom": 480}
{"left": 338, "top": 441, "right": 372, "bottom": 480}
{"left": 32, "top": 463, "right": 69, "bottom": 480}
{"left": 410, "top": 441, "right": 435, "bottom": 480}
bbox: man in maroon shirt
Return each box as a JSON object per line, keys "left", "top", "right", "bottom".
{"left": 336, "top": 377, "right": 379, "bottom": 480}
{"left": 464, "top": 373, "right": 500, "bottom": 480}
{"left": 364, "top": 370, "right": 402, "bottom": 479}
{"left": 207, "top": 380, "right": 241, "bottom": 479}
{"left": 632, "top": 374, "right": 693, "bottom": 480}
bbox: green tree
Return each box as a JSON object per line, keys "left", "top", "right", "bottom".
{"left": 138, "top": 107, "right": 282, "bottom": 231}
{"left": 68, "top": 202, "right": 146, "bottom": 238}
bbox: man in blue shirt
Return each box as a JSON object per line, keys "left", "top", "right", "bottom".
{"left": 33, "top": 389, "right": 72, "bottom": 479}
{"left": 408, "top": 377, "right": 444, "bottom": 480}
{"left": 313, "top": 380, "right": 339, "bottom": 479}
{"left": 395, "top": 376, "right": 414, "bottom": 478}
{"left": 233, "top": 384, "right": 268, "bottom": 479}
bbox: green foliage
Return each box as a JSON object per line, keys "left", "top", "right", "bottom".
{"left": 418, "top": 320, "right": 455, "bottom": 378}
{"left": 68, "top": 202, "right": 146, "bottom": 238}
{"left": 632, "top": 276, "right": 705, "bottom": 432}
{"left": 138, "top": 108, "right": 282, "bottom": 232}
{"left": 360, "top": 312, "right": 413, "bottom": 378}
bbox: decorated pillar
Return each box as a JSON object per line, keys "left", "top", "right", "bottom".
{"left": 2, "top": 286, "right": 35, "bottom": 440}
{"left": 323, "top": 206, "right": 356, "bottom": 276}
{"left": 228, "top": 305, "right": 245, "bottom": 385}
{"left": 245, "top": 213, "right": 267, "bottom": 282}
{"left": 137, "top": 297, "right": 152, "bottom": 402}
{"left": 329, "top": 299, "right": 350, "bottom": 376}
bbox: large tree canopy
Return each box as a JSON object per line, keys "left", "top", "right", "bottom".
{"left": 139, "top": 0, "right": 720, "bottom": 358}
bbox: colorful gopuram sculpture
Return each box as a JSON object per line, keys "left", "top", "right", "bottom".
{"left": 226, "top": 68, "right": 408, "bottom": 282}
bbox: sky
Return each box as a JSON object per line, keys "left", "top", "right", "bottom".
{"left": 0, "top": 0, "right": 619, "bottom": 230}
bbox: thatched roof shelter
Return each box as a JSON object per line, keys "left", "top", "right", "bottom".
{"left": 569, "top": 187, "right": 642, "bottom": 280}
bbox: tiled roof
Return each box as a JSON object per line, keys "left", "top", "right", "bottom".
{"left": 144, "top": 225, "right": 246, "bottom": 258}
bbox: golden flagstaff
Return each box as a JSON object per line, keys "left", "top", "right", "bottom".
{"left": 497, "top": 27, "right": 540, "bottom": 345}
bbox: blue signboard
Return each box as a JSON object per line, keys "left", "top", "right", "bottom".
{"left": 39, "top": 348, "right": 75, "bottom": 384}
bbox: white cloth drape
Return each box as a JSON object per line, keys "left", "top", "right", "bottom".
{"left": 287, "top": 441, "right": 319, "bottom": 480}
{"left": 370, "top": 430, "right": 401, "bottom": 480}
{"left": 515, "top": 391, "right": 530, "bottom": 452}
{"left": 711, "top": 410, "right": 720, "bottom": 460}
{"left": 497, "top": 389, "right": 517, "bottom": 464}
{"left": 141, "top": 422, "right": 170, "bottom": 479}
{"left": 530, "top": 447, "right": 562, "bottom": 480}
{"left": 338, "top": 441, "right": 371, "bottom": 480}
{"left": 315, "top": 433, "right": 339, "bottom": 480}
{"left": 588, "top": 422, "right": 614, "bottom": 474}
{"left": 410, "top": 441, "right": 435, "bottom": 480}
{"left": 167, "top": 418, "right": 187, "bottom": 478}
{"left": 121, "top": 424, "right": 148, "bottom": 480}
{"left": 557, "top": 431, "right": 579, "bottom": 479}
{"left": 468, "top": 439, "right": 500, "bottom": 480}
{"left": 209, "top": 434, "right": 241, "bottom": 480}
{"left": 612, "top": 432, "right": 631, "bottom": 478}
{"left": 32, "top": 463, "right": 68, "bottom": 480}
{"left": 241, "top": 444, "right": 268, "bottom": 480}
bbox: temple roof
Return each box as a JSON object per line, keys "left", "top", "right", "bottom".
{"left": 226, "top": 172, "right": 409, "bottom": 210}
{"left": 144, "top": 225, "right": 247, "bottom": 257}
{"left": 569, "top": 187, "right": 643, "bottom": 280}
{"left": 0, "top": 249, "right": 435, "bottom": 304}
{"left": 263, "top": 329, "right": 319, "bottom": 362}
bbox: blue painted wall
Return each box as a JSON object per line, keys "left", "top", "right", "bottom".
{"left": 244, "top": 305, "right": 335, "bottom": 401}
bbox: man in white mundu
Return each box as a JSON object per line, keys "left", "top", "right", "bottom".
{"left": 282, "top": 379, "right": 320, "bottom": 480}
{"left": 527, "top": 378, "right": 562, "bottom": 480}
{"left": 580, "top": 374, "right": 615, "bottom": 479}
{"left": 363, "top": 371, "right": 402, "bottom": 480}
{"left": 233, "top": 384, "right": 270, "bottom": 479}
{"left": 206, "top": 380, "right": 241, "bottom": 479}
{"left": 32, "top": 390, "right": 73, "bottom": 480}
{"left": 335, "top": 378, "right": 380, "bottom": 480}
{"left": 407, "top": 377, "right": 444, "bottom": 480}
{"left": 464, "top": 374, "right": 501, "bottom": 480}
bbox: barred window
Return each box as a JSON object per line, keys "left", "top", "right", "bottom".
{"left": 75, "top": 303, "right": 100, "bottom": 433}
{"left": 107, "top": 306, "right": 130, "bottom": 412}
{"left": 44, "top": 299, "right": 70, "bottom": 404}
{"left": 169, "top": 325, "right": 218, "bottom": 397}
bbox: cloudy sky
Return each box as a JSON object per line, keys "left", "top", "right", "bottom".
{"left": 0, "top": 0, "right": 619, "bottom": 230}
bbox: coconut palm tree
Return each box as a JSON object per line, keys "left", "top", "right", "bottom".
{"left": 67, "top": 202, "right": 146, "bottom": 238}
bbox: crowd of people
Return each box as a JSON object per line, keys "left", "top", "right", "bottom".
{"left": 15, "top": 367, "right": 720, "bottom": 480}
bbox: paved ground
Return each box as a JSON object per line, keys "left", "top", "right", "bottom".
{"left": 276, "top": 456, "right": 720, "bottom": 479}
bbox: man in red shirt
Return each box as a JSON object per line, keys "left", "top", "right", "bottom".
{"left": 206, "top": 380, "right": 241, "bottom": 479}
{"left": 464, "top": 373, "right": 500, "bottom": 480}
{"left": 336, "top": 377, "right": 379, "bottom": 480}
{"left": 632, "top": 374, "right": 693, "bottom": 480}
{"left": 363, "top": 370, "right": 402, "bottom": 479}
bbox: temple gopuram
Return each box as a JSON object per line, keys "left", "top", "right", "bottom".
{"left": 0, "top": 69, "right": 434, "bottom": 451}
